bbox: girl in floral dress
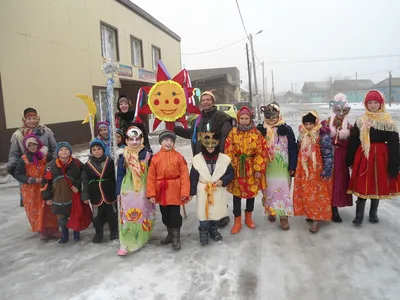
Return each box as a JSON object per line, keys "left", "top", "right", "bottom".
{"left": 116, "top": 126, "right": 154, "bottom": 256}
{"left": 225, "top": 107, "right": 268, "bottom": 234}
{"left": 293, "top": 111, "right": 333, "bottom": 233}
{"left": 257, "top": 104, "right": 298, "bottom": 230}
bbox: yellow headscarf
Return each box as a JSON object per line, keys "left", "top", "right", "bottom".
{"left": 298, "top": 110, "right": 322, "bottom": 178}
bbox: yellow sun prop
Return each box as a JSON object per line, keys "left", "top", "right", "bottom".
{"left": 134, "top": 61, "right": 200, "bottom": 131}
{"left": 148, "top": 80, "right": 187, "bottom": 122}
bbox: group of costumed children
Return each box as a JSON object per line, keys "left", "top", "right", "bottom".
{"left": 15, "top": 90, "right": 400, "bottom": 254}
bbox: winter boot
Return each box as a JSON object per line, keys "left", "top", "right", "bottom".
{"left": 58, "top": 226, "right": 69, "bottom": 244}
{"left": 110, "top": 229, "right": 119, "bottom": 241}
{"left": 245, "top": 211, "right": 256, "bottom": 229}
{"left": 198, "top": 226, "right": 209, "bottom": 245}
{"left": 353, "top": 198, "right": 366, "bottom": 225}
{"left": 209, "top": 221, "right": 223, "bottom": 241}
{"left": 48, "top": 228, "right": 62, "bottom": 239}
{"left": 73, "top": 231, "right": 80, "bottom": 242}
{"left": 369, "top": 199, "right": 380, "bottom": 223}
{"left": 231, "top": 216, "right": 242, "bottom": 234}
{"left": 171, "top": 228, "right": 181, "bottom": 251}
{"left": 92, "top": 226, "right": 104, "bottom": 243}
{"left": 280, "top": 216, "right": 290, "bottom": 230}
{"left": 160, "top": 228, "right": 173, "bottom": 245}
{"left": 217, "top": 216, "right": 230, "bottom": 228}
{"left": 332, "top": 206, "right": 343, "bottom": 223}
{"left": 39, "top": 229, "right": 49, "bottom": 241}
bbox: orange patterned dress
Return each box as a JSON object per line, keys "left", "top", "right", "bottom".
{"left": 225, "top": 127, "right": 268, "bottom": 198}
{"left": 21, "top": 155, "right": 58, "bottom": 232}
{"left": 293, "top": 134, "right": 333, "bottom": 221}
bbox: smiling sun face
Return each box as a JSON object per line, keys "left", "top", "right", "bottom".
{"left": 148, "top": 80, "right": 187, "bottom": 122}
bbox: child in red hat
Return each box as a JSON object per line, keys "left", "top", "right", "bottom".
{"left": 224, "top": 106, "right": 268, "bottom": 234}
{"left": 347, "top": 90, "right": 400, "bottom": 225}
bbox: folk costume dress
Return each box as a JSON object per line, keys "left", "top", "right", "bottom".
{"left": 225, "top": 106, "right": 268, "bottom": 234}
{"left": 347, "top": 90, "right": 400, "bottom": 199}
{"left": 321, "top": 94, "right": 353, "bottom": 212}
{"left": 293, "top": 111, "right": 333, "bottom": 221}
{"left": 14, "top": 134, "right": 58, "bottom": 236}
{"left": 116, "top": 141, "right": 155, "bottom": 254}
{"left": 225, "top": 126, "right": 268, "bottom": 199}
{"left": 257, "top": 104, "right": 298, "bottom": 220}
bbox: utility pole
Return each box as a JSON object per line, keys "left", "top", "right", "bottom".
{"left": 246, "top": 43, "right": 252, "bottom": 103}
{"left": 249, "top": 34, "right": 259, "bottom": 96}
{"left": 389, "top": 71, "right": 392, "bottom": 107}
{"left": 271, "top": 70, "right": 275, "bottom": 103}
{"left": 262, "top": 62, "right": 265, "bottom": 106}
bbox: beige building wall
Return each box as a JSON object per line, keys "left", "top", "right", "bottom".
{"left": 0, "top": 0, "right": 181, "bottom": 129}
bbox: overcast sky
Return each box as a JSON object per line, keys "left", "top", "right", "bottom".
{"left": 133, "top": 0, "right": 400, "bottom": 92}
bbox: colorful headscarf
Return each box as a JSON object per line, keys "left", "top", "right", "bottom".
{"left": 298, "top": 110, "right": 322, "bottom": 178}
{"left": 123, "top": 126, "right": 145, "bottom": 192}
{"left": 357, "top": 90, "right": 397, "bottom": 158}
{"left": 23, "top": 134, "right": 46, "bottom": 166}
{"left": 262, "top": 104, "right": 285, "bottom": 152}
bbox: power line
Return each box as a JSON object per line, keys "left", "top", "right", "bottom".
{"left": 235, "top": 0, "right": 249, "bottom": 39}
{"left": 181, "top": 37, "right": 247, "bottom": 55}
{"left": 264, "top": 54, "right": 400, "bottom": 64}
{"left": 357, "top": 67, "right": 400, "bottom": 77}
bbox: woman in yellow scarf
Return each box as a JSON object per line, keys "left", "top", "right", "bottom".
{"left": 346, "top": 90, "right": 400, "bottom": 225}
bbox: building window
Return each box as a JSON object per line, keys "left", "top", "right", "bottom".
{"left": 100, "top": 22, "right": 118, "bottom": 60}
{"left": 93, "top": 87, "right": 119, "bottom": 121}
{"left": 152, "top": 46, "right": 161, "bottom": 71}
{"left": 131, "top": 36, "right": 143, "bottom": 67}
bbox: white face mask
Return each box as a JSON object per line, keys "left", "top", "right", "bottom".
{"left": 126, "top": 136, "right": 142, "bottom": 148}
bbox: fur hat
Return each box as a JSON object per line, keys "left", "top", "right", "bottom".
{"left": 23, "top": 107, "right": 38, "bottom": 118}
{"left": 89, "top": 138, "right": 106, "bottom": 153}
{"left": 56, "top": 142, "right": 72, "bottom": 156}
{"left": 158, "top": 130, "right": 176, "bottom": 144}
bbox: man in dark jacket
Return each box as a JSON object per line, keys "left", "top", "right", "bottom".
{"left": 174, "top": 90, "right": 233, "bottom": 227}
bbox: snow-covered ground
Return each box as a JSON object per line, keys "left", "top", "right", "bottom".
{"left": 1, "top": 105, "right": 400, "bottom": 300}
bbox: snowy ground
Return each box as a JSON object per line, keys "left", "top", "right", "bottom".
{"left": 1, "top": 105, "right": 400, "bottom": 300}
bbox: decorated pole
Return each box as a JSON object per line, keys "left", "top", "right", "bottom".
{"left": 101, "top": 58, "right": 119, "bottom": 176}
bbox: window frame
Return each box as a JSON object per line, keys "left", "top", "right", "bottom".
{"left": 130, "top": 35, "right": 143, "bottom": 67}
{"left": 92, "top": 86, "right": 119, "bottom": 122}
{"left": 151, "top": 45, "right": 161, "bottom": 71}
{"left": 100, "top": 21, "right": 120, "bottom": 61}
